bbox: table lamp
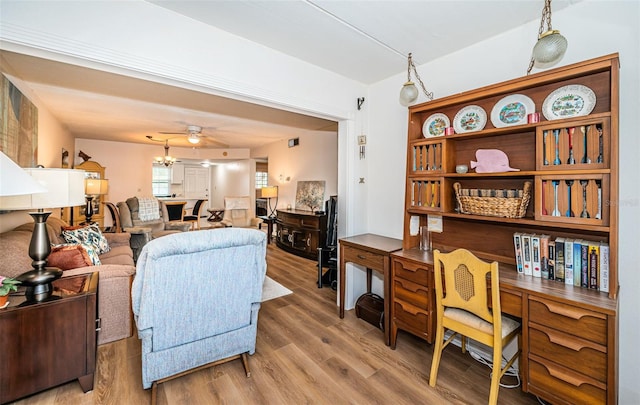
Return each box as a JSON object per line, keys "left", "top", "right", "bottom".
{"left": 261, "top": 186, "right": 278, "bottom": 218}
{"left": 0, "top": 152, "right": 85, "bottom": 301}
{"left": 83, "top": 178, "right": 108, "bottom": 224}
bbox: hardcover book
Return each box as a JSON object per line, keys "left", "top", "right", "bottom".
{"left": 599, "top": 242, "right": 609, "bottom": 293}
{"left": 548, "top": 240, "right": 556, "bottom": 281}
{"left": 581, "top": 242, "right": 590, "bottom": 288}
{"left": 513, "top": 233, "right": 524, "bottom": 274}
{"left": 564, "top": 238, "right": 574, "bottom": 285}
{"left": 573, "top": 240, "right": 583, "bottom": 286}
{"left": 540, "top": 235, "right": 550, "bottom": 279}
{"left": 589, "top": 243, "right": 600, "bottom": 290}
{"left": 531, "top": 235, "right": 541, "bottom": 278}
{"left": 554, "top": 237, "right": 565, "bottom": 283}
{"left": 522, "top": 234, "right": 532, "bottom": 276}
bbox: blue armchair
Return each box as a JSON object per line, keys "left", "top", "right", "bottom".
{"left": 131, "top": 228, "right": 267, "bottom": 401}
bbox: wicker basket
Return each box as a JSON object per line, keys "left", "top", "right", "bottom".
{"left": 454, "top": 181, "right": 532, "bottom": 218}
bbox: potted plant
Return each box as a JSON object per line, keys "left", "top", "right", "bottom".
{"left": 0, "top": 276, "right": 21, "bottom": 307}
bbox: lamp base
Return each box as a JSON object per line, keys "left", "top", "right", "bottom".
{"left": 16, "top": 267, "right": 63, "bottom": 302}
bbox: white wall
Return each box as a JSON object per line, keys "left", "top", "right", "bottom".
{"left": 367, "top": 1, "right": 639, "bottom": 402}
{"left": 252, "top": 131, "right": 338, "bottom": 213}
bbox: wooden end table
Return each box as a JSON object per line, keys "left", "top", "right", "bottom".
{"left": 339, "top": 234, "right": 403, "bottom": 346}
{"left": 0, "top": 272, "right": 99, "bottom": 403}
{"left": 257, "top": 215, "right": 276, "bottom": 244}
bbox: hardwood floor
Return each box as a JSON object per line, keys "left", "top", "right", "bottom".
{"left": 10, "top": 244, "right": 540, "bottom": 405}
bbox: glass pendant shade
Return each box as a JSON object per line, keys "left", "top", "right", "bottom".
{"left": 399, "top": 81, "right": 419, "bottom": 106}
{"left": 532, "top": 30, "right": 568, "bottom": 66}
{"left": 188, "top": 134, "right": 200, "bottom": 144}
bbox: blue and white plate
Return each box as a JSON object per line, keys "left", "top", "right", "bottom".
{"left": 453, "top": 105, "right": 487, "bottom": 133}
{"left": 542, "top": 84, "right": 596, "bottom": 120}
{"left": 491, "top": 94, "right": 535, "bottom": 127}
{"left": 422, "top": 113, "right": 450, "bottom": 137}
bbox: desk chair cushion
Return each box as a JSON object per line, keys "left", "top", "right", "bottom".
{"left": 444, "top": 308, "right": 520, "bottom": 338}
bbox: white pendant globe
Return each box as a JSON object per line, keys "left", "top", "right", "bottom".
{"left": 399, "top": 81, "right": 419, "bottom": 106}
{"left": 532, "top": 30, "right": 568, "bottom": 67}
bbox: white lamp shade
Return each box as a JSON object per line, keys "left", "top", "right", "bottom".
{"left": 0, "top": 151, "right": 47, "bottom": 197}
{"left": 85, "top": 178, "right": 109, "bottom": 195}
{"left": 261, "top": 186, "right": 278, "bottom": 198}
{"left": 0, "top": 168, "right": 86, "bottom": 210}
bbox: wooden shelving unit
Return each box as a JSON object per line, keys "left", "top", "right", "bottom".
{"left": 392, "top": 54, "right": 619, "bottom": 404}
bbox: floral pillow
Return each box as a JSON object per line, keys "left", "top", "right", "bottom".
{"left": 50, "top": 243, "right": 101, "bottom": 266}
{"left": 61, "top": 224, "right": 110, "bottom": 255}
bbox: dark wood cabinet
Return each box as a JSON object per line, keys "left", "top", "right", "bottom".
{"left": 0, "top": 273, "right": 99, "bottom": 404}
{"left": 275, "top": 209, "right": 327, "bottom": 260}
{"left": 395, "top": 54, "right": 619, "bottom": 404}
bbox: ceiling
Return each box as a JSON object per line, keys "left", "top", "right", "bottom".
{"left": 1, "top": 0, "right": 578, "bottom": 150}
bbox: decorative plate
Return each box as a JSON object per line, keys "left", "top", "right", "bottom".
{"left": 453, "top": 105, "right": 487, "bottom": 133}
{"left": 490, "top": 94, "right": 535, "bottom": 127}
{"left": 542, "top": 84, "right": 596, "bottom": 120}
{"left": 0, "top": 301, "right": 9, "bottom": 310}
{"left": 422, "top": 113, "right": 450, "bottom": 137}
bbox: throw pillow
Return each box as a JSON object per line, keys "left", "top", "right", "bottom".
{"left": 50, "top": 243, "right": 101, "bottom": 267}
{"left": 61, "top": 224, "right": 111, "bottom": 254}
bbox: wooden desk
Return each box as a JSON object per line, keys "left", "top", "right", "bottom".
{"left": 339, "top": 234, "right": 403, "bottom": 346}
{"left": 390, "top": 248, "right": 618, "bottom": 405}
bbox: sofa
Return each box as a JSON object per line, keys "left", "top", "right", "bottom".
{"left": 0, "top": 216, "right": 136, "bottom": 345}
{"left": 117, "top": 197, "right": 191, "bottom": 239}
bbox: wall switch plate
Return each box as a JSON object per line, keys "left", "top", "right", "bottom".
{"left": 358, "top": 135, "right": 366, "bottom": 145}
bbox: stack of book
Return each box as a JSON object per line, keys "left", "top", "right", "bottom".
{"left": 513, "top": 233, "right": 609, "bottom": 293}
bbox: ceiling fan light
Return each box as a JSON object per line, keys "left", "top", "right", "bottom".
{"left": 188, "top": 134, "right": 200, "bottom": 144}
{"left": 533, "top": 30, "right": 568, "bottom": 66}
{"left": 399, "top": 81, "right": 418, "bottom": 107}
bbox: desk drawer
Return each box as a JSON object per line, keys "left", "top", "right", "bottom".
{"left": 393, "top": 299, "right": 432, "bottom": 339}
{"left": 488, "top": 286, "right": 522, "bottom": 318}
{"left": 393, "top": 278, "right": 430, "bottom": 310}
{"left": 529, "top": 324, "right": 606, "bottom": 382}
{"left": 392, "top": 258, "right": 431, "bottom": 285}
{"left": 342, "top": 246, "right": 384, "bottom": 271}
{"left": 529, "top": 355, "right": 606, "bottom": 405}
{"left": 529, "top": 296, "right": 607, "bottom": 345}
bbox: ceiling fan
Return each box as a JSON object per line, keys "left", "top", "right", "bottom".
{"left": 154, "top": 125, "right": 229, "bottom": 148}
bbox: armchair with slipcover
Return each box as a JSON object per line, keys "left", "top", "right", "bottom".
{"left": 131, "top": 228, "right": 267, "bottom": 403}
{"left": 117, "top": 197, "right": 191, "bottom": 239}
{"left": 221, "top": 196, "right": 262, "bottom": 228}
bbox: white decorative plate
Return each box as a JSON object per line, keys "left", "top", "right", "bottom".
{"left": 542, "top": 84, "right": 596, "bottom": 120}
{"left": 453, "top": 105, "right": 487, "bottom": 133}
{"left": 0, "top": 301, "right": 9, "bottom": 309}
{"left": 491, "top": 94, "right": 535, "bottom": 127}
{"left": 422, "top": 113, "right": 450, "bottom": 137}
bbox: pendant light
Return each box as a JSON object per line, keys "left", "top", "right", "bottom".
{"left": 527, "top": 0, "right": 568, "bottom": 75}
{"left": 399, "top": 53, "right": 434, "bottom": 106}
{"left": 154, "top": 140, "right": 176, "bottom": 167}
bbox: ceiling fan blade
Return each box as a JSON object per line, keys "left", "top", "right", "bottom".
{"left": 158, "top": 131, "right": 186, "bottom": 135}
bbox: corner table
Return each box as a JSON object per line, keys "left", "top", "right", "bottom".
{"left": 258, "top": 215, "right": 276, "bottom": 244}
{"left": 0, "top": 272, "right": 99, "bottom": 403}
{"left": 207, "top": 208, "right": 225, "bottom": 222}
{"left": 339, "top": 233, "right": 403, "bottom": 346}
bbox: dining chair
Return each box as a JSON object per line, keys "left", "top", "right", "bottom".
{"left": 429, "top": 248, "right": 521, "bottom": 405}
{"left": 183, "top": 199, "right": 206, "bottom": 230}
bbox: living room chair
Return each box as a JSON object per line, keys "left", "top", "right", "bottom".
{"left": 429, "top": 248, "right": 521, "bottom": 405}
{"left": 117, "top": 197, "right": 191, "bottom": 238}
{"left": 221, "top": 196, "right": 262, "bottom": 228}
{"left": 182, "top": 199, "right": 206, "bottom": 230}
{"left": 103, "top": 201, "right": 122, "bottom": 233}
{"left": 132, "top": 228, "right": 267, "bottom": 405}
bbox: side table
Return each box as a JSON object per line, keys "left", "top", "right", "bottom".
{"left": 0, "top": 272, "right": 99, "bottom": 403}
{"left": 339, "top": 233, "right": 403, "bottom": 346}
{"left": 127, "top": 227, "right": 153, "bottom": 262}
{"left": 257, "top": 215, "right": 276, "bottom": 244}
{"left": 207, "top": 208, "right": 225, "bottom": 222}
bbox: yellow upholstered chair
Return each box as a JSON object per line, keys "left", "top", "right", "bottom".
{"left": 429, "top": 248, "right": 521, "bottom": 405}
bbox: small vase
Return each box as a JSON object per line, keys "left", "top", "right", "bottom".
{"left": 0, "top": 294, "right": 8, "bottom": 307}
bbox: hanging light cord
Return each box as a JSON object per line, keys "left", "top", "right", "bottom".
{"left": 408, "top": 53, "right": 434, "bottom": 101}
{"left": 527, "top": 0, "right": 553, "bottom": 75}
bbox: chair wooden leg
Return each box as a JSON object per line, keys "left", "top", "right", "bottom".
{"left": 151, "top": 382, "right": 158, "bottom": 405}
{"left": 241, "top": 352, "right": 251, "bottom": 377}
{"left": 429, "top": 325, "right": 445, "bottom": 387}
{"left": 488, "top": 345, "right": 503, "bottom": 405}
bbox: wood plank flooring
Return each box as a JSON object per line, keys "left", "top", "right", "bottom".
{"left": 10, "top": 243, "right": 541, "bottom": 405}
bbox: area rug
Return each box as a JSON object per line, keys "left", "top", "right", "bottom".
{"left": 262, "top": 276, "right": 293, "bottom": 302}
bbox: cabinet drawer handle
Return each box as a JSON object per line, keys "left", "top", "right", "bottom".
{"left": 540, "top": 360, "right": 605, "bottom": 390}
{"left": 357, "top": 254, "right": 366, "bottom": 260}
{"left": 545, "top": 329, "right": 589, "bottom": 352}
{"left": 538, "top": 298, "right": 598, "bottom": 320}
{"left": 95, "top": 318, "right": 102, "bottom": 332}
{"left": 398, "top": 301, "right": 422, "bottom": 316}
